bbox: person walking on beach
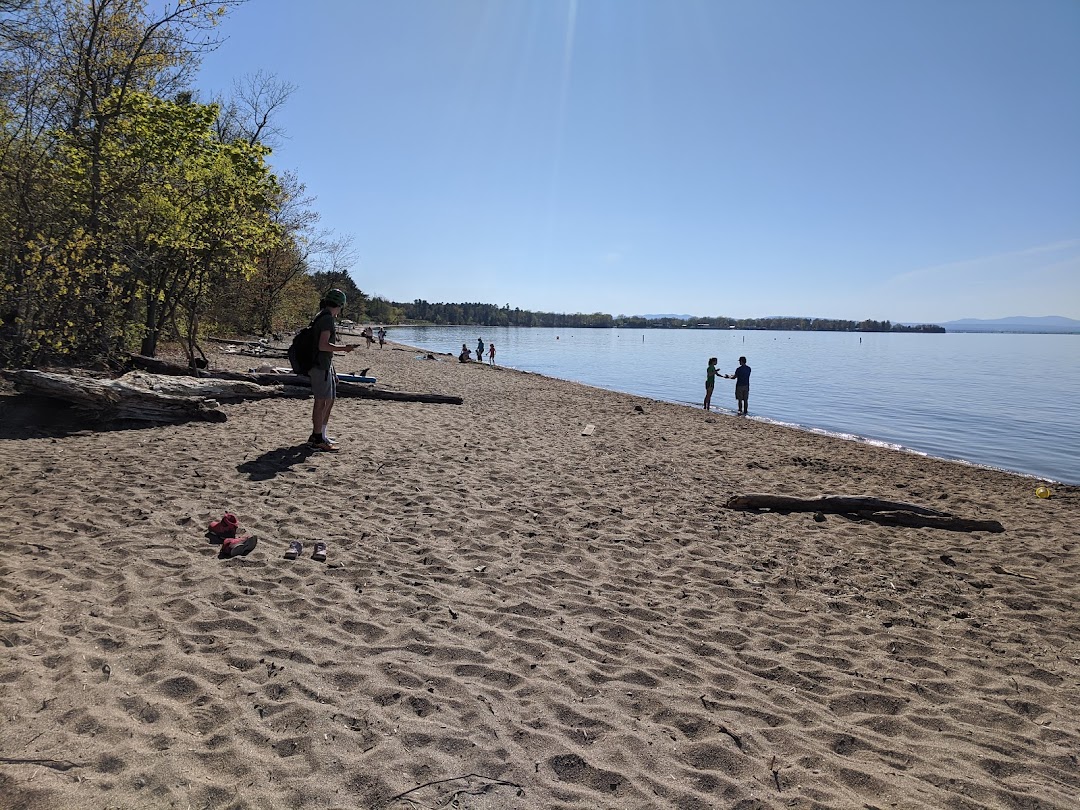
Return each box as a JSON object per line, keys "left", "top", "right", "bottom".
{"left": 476, "top": 337, "right": 485, "bottom": 365}
{"left": 704, "top": 357, "right": 718, "bottom": 410}
{"left": 377, "top": 327, "right": 386, "bottom": 348}
{"left": 309, "top": 289, "right": 359, "bottom": 451}
{"left": 488, "top": 342, "right": 496, "bottom": 365}
{"left": 724, "top": 356, "right": 751, "bottom": 415}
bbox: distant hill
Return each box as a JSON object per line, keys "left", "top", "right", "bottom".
{"left": 942, "top": 316, "right": 1080, "bottom": 334}
{"left": 642, "top": 313, "right": 694, "bottom": 320}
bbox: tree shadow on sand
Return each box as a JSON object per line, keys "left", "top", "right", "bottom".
{"left": 237, "top": 443, "right": 316, "bottom": 481}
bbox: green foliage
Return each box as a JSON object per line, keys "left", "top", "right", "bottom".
{"left": 0, "top": 0, "right": 311, "bottom": 367}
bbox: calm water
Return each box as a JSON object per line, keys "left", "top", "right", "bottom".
{"left": 388, "top": 326, "right": 1080, "bottom": 484}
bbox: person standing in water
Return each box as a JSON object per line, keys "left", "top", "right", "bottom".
{"left": 704, "top": 357, "right": 718, "bottom": 411}
{"left": 488, "top": 342, "right": 496, "bottom": 365}
{"left": 476, "top": 337, "right": 485, "bottom": 365}
{"left": 724, "top": 356, "right": 751, "bottom": 415}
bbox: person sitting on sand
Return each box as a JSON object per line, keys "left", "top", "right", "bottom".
{"left": 459, "top": 343, "right": 472, "bottom": 363}
{"left": 723, "top": 356, "right": 751, "bottom": 415}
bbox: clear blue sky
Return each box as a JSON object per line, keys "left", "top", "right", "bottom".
{"left": 195, "top": 0, "right": 1080, "bottom": 322}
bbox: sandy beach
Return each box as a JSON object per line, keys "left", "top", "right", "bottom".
{"left": 1, "top": 341, "right": 1077, "bottom": 810}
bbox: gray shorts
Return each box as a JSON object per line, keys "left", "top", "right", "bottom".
{"left": 735, "top": 385, "right": 749, "bottom": 401}
{"left": 309, "top": 363, "right": 337, "bottom": 399}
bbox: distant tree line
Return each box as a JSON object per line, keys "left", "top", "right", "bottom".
{"left": 391, "top": 301, "right": 945, "bottom": 333}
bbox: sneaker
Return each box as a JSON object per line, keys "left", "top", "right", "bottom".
{"left": 311, "top": 440, "right": 339, "bottom": 452}
{"left": 221, "top": 535, "right": 258, "bottom": 558}
{"left": 208, "top": 513, "right": 239, "bottom": 539}
{"left": 312, "top": 541, "right": 327, "bottom": 563}
{"left": 284, "top": 541, "right": 302, "bottom": 560}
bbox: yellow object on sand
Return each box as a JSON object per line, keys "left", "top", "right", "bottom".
{"left": 1035, "top": 486, "right": 1052, "bottom": 499}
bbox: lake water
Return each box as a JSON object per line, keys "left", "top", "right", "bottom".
{"left": 387, "top": 326, "right": 1080, "bottom": 484}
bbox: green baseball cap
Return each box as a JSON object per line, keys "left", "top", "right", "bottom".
{"left": 325, "top": 288, "right": 347, "bottom": 307}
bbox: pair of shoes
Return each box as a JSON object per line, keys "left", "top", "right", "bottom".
{"left": 284, "top": 541, "right": 327, "bottom": 561}
{"left": 208, "top": 513, "right": 238, "bottom": 539}
{"left": 220, "top": 535, "right": 258, "bottom": 558}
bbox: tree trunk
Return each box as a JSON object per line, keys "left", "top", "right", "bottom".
{"left": 7, "top": 370, "right": 227, "bottom": 423}
{"left": 723, "top": 494, "right": 1004, "bottom": 533}
{"left": 127, "top": 354, "right": 463, "bottom": 404}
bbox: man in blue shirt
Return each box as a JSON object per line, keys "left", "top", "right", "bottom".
{"left": 724, "top": 356, "right": 751, "bottom": 415}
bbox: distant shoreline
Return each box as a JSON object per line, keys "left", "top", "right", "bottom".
{"left": 393, "top": 321, "right": 1077, "bottom": 335}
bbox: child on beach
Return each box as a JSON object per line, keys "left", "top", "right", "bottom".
{"left": 704, "top": 357, "right": 717, "bottom": 410}
{"left": 488, "top": 343, "right": 496, "bottom": 365}
{"left": 377, "top": 327, "right": 386, "bottom": 348}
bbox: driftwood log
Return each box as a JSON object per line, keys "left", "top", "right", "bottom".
{"left": 119, "top": 371, "right": 306, "bottom": 400}
{"left": 8, "top": 370, "right": 227, "bottom": 423}
{"left": 127, "top": 355, "right": 463, "bottom": 405}
{"left": 724, "top": 494, "right": 1005, "bottom": 533}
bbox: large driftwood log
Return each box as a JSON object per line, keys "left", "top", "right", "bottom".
{"left": 119, "top": 371, "right": 305, "bottom": 400}
{"left": 127, "top": 355, "right": 463, "bottom": 405}
{"left": 126, "top": 354, "right": 214, "bottom": 377}
{"left": 8, "top": 370, "right": 227, "bottom": 423}
{"left": 725, "top": 494, "right": 950, "bottom": 516}
{"left": 724, "top": 494, "right": 1005, "bottom": 533}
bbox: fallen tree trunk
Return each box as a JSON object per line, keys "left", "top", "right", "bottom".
{"left": 724, "top": 494, "right": 950, "bottom": 516}
{"left": 126, "top": 354, "right": 214, "bottom": 377}
{"left": 119, "top": 371, "right": 306, "bottom": 401}
{"left": 127, "top": 354, "right": 463, "bottom": 405}
{"left": 724, "top": 494, "right": 1004, "bottom": 533}
{"left": 7, "top": 370, "right": 227, "bottom": 423}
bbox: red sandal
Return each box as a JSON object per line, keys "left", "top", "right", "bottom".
{"left": 209, "top": 513, "right": 239, "bottom": 539}
{"left": 220, "top": 535, "right": 258, "bottom": 558}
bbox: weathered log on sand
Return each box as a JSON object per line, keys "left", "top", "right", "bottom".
{"left": 240, "top": 373, "right": 463, "bottom": 405}
{"left": 724, "top": 494, "right": 1004, "bottom": 533}
{"left": 119, "top": 371, "right": 306, "bottom": 401}
{"left": 725, "top": 494, "right": 950, "bottom": 516}
{"left": 127, "top": 354, "right": 463, "bottom": 405}
{"left": 126, "top": 354, "right": 213, "bottom": 377}
{"left": 205, "top": 336, "right": 273, "bottom": 347}
{"left": 8, "top": 370, "right": 227, "bottom": 423}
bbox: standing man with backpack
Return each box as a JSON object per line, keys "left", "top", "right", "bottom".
{"left": 308, "top": 288, "right": 358, "bottom": 451}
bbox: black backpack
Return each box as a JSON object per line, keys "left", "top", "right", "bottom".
{"left": 287, "top": 313, "right": 322, "bottom": 375}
